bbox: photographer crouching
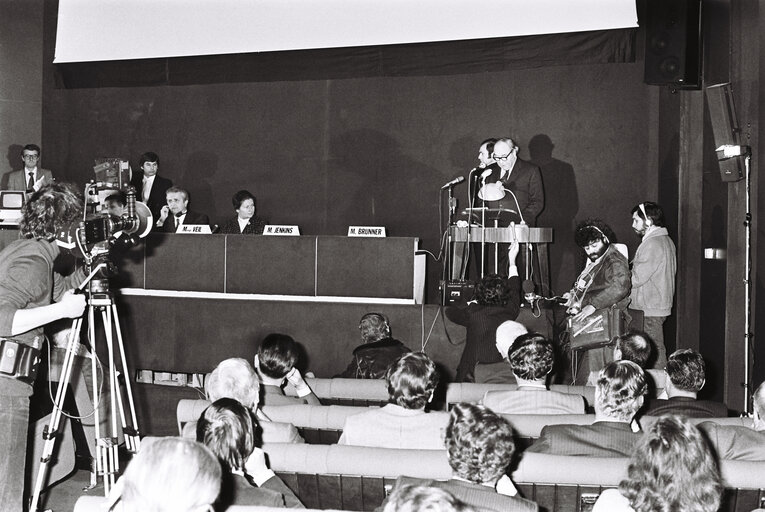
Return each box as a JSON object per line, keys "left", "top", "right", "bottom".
{"left": 0, "top": 183, "right": 86, "bottom": 510}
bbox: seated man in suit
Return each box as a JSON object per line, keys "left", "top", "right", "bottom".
{"left": 7, "top": 144, "right": 53, "bottom": 192}
{"left": 336, "top": 312, "right": 411, "bottom": 379}
{"left": 698, "top": 381, "right": 765, "bottom": 461}
{"left": 339, "top": 352, "right": 447, "bottom": 449}
{"left": 155, "top": 186, "right": 210, "bottom": 233}
{"left": 482, "top": 333, "right": 586, "bottom": 414}
{"left": 586, "top": 330, "right": 665, "bottom": 392}
{"left": 182, "top": 357, "right": 304, "bottom": 443}
{"left": 256, "top": 333, "right": 321, "bottom": 406}
{"left": 527, "top": 360, "right": 647, "bottom": 457}
{"left": 642, "top": 348, "right": 727, "bottom": 418}
{"left": 196, "top": 398, "right": 304, "bottom": 508}
{"left": 473, "top": 320, "right": 527, "bottom": 384}
{"left": 379, "top": 403, "right": 538, "bottom": 512}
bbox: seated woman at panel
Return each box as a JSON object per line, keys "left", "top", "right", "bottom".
{"left": 593, "top": 415, "right": 722, "bottom": 512}
{"left": 108, "top": 437, "right": 221, "bottom": 512}
{"left": 197, "top": 398, "right": 304, "bottom": 509}
{"left": 218, "top": 189, "right": 266, "bottom": 234}
{"left": 182, "top": 357, "right": 304, "bottom": 443}
{"left": 338, "top": 352, "right": 448, "bottom": 449}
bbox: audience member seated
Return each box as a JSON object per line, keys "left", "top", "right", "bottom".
{"left": 197, "top": 398, "right": 304, "bottom": 508}
{"left": 482, "top": 333, "right": 585, "bottom": 414}
{"left": 338, "top": 352, "right": 447, "bottom": 449}
{"left": 107, "top": 437, "right": 221, "bottom": 512}
{"left": 586, "top": 331, "right": 658, "bottom": 386}
{"left": 382, "top": 484, "right": 476, "bottom": 512}
{"left": 379, "top": 403, "right": 538, "bottom": 512}
{"left": 593, "top": 415, "right": 722, "bottom": 512}
{"left": 699, "top": 380, "right": 765, "bottom": 461}
{"left": 219, "top": 189, "right": 266, "bottom": 235}
{"left": 156, "top": 186, "right": 210, "bottom": 233}
{"left": 473, "top": 320, "right": 527, "bottom": 384}
{"left": 446, "top": 242, "right": 522, "bottom": 382}
{"left": 256, "top": 333, "right": 321, "bottom": 406}
{"left": 642, "top": 348, "right": 727, "bottom": 418}
{"left": 183, "top": 357, "right": 303, "bottom": 443}
{"left": 336, "top": 312, "right": 411, "bottom": 379}
{"left": 526, "top": 360, "right": 646, "bottom": 457}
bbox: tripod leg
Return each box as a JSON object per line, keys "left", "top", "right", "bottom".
{"left": 110, "top": 303, "right": 140, "bottom": 452}
{"left": 29, "top": 317, "right": 83, "bottom": 512}
{"left": 86, "top": 305, "right": 102, "bottom": 491}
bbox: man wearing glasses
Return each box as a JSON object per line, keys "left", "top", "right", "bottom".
{"left": 481, "top": 137, "right": 544, "bottom": 226}
{"left": 6, "top": 144, "right": 54, "bottom": 192}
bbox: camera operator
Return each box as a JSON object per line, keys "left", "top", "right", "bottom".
{"left": 0, "top": 183, "right": 86, "bottom": 509}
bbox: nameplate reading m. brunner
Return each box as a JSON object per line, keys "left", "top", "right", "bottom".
{"left": 347, "top": 226, "right": 386, "bottom": 237}
{"left": 263, "top": 225, "right": 300, "bottom": 236}
{"left": 178, "top": 224, "right": 212, "bottom": 234}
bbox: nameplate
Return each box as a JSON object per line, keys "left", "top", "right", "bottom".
{"left": 264, "top": 225, "right": 300, "bottom": 236}
{"left": 347, "top": 226, "right": 386, "bottom": 237}
{"left": 178, "top": 224, "right": 212, "bottom": 234}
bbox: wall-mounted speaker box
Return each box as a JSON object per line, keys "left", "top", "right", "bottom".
{"left": 643, "top": 0, "right": 702, "bottom": 88}
{"left": 706, "top": 83, "right": 744, "bottom": 182}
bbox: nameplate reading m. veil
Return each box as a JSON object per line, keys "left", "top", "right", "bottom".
{"left": 347, "top": 226, "right": 386, "bottom": 237}
{"left": 264, "top": 225, "right": 300, "bottom": 236}
{"left": 178, "top": 224, "right": 212, "bottom": 234}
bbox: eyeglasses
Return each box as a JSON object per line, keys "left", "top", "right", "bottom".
{"left": 22, "top": 154, "right": 39, "bottom": 160}
{"left": 493, "top": 153, "right": 511, "bottom": 161}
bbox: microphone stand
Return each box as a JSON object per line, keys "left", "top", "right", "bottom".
{"left": 463, "top": 167, "right": 480, "bottom": 280}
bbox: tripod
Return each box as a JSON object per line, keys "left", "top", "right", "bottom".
{"left": 30, "top": 265, "right": 141, "bottom": 511}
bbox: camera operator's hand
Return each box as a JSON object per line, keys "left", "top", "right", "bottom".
{"left": 572, "top": 304, "right": 596, "bottom": 323}
{"left": 58, "top": 290, "right": 86, "bottom": 318}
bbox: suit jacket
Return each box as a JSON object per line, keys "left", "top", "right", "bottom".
{"left": 6, "top": 168, "right": 53, "bottom": 191}
{"left": 160, "top": 209, "right": 210, "bottom": 233}
{"left": 446, "top": 275, "right": 521, "bottom": 382}
{"left": 335, "top": 337, "right": 411, "bottom": 379}
{"left": 338, "top": 404, "right": 448, "bottom": 450}
{"left": 474, "top": 362, "right": 517, "bottom": 384}
{"left": 219, "top": 215, "right": 266, "bottom": 235}
{"left": 379, "top": 476, "right": 538, "bottom": 512}
{"left": 130, "top": 172, "right": 173, "bottom": 220}
{"left": 526, "top": 421, "right": 642, "bottom": 457}
{"left": 642, "top": 396, "right": 728, "bottom": 418}
{"left": 219, "top": 472, "right": 304, "bottom": 508}
{"left": 482, "top": 387, "right": 586, "bottom": 415}
{"left": 481, "top": 158, "right": 544, "bottom": 225}
{"left": 698, "top": 423, "right": 765, "bottom": 461}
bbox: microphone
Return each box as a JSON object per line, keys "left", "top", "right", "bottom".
{"left": 441, "top": 176, "right": 465, "bottom": 189}
{"left": 480, "top": 169, "right": 493, "bottom": 179}
{"left": 502, "top": 187, "right": 526, "bottom": 225}
{"left": 522, "top": 279, "right": 539, "bottom": 303}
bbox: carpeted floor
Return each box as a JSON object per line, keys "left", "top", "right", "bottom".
{"left": 35, "top": 468, "right": 105, "bottom": 512}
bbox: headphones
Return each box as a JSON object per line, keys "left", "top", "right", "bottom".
{"left": 638, "top": 202, "right": 653, "bottom": 226}
{"left": 588, "top": 225, "right": 610, "bottom": 244}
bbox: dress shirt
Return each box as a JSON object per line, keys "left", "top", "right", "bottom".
{"left": 142, "top": 175, "right": 156, "bottom": 203}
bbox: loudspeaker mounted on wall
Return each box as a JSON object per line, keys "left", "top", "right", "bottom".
{"left": 643, "top": 0, "right": 702, "bottom": 88}
{"left": 705, "top": 83, "right": 744, "bottom": 182}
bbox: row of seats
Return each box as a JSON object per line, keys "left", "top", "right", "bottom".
{"left": 262, "top": 443, "right": 765, "bottom": 512}
{"left": 177, "top": 399, "right": 753, "bottom": 444}
{"left": 281, "top": 377, "right": 602, "bottom": 408}
{"left": 74, "top": 497, "right": 347, "bottom": 512}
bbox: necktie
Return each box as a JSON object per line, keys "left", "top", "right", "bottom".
{"left": 26, "top": 172, "right": 34, "bottom": 191}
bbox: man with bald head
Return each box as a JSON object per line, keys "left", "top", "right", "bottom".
{"left": 479, "top": 138, "right": 544, "bottom": 226}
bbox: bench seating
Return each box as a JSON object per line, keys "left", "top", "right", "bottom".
{"left": 262, "top": 443, "right": 765, "bottom": 512}
{"left": 73, "top": 495, "right": 353, "bottom": 512}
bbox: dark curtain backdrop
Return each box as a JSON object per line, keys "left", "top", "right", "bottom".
{"left": 41, "top": 27, "right": 654, "bottom": 301}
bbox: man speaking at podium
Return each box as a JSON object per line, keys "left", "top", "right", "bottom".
{"left": 478, "top": 138, "right": 544, "bottom": 226}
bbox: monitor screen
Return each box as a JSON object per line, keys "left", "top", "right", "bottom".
{"left": 0, "top": 191, "right": 25, "bottom": 209}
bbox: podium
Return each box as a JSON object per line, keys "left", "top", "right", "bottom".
{"left": 448, "top": 224, "right": 553, "bottom": 292}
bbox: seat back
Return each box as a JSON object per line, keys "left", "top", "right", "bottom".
{"left": 445, "top": 382, "right": 594, "bottom": 408}
{"left": 285, "top": 378, "right": 390, "bottom": 406}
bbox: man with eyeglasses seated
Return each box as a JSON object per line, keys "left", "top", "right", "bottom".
{"left": 6, "top": 144, "right": 54, "bottom": 192}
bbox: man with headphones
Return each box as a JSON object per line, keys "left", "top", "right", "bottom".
{"left": 629, "top": 202, "right": 676, "bottom": 369}
{"left": 564, "top": 219, "right": 631, "bottom": 384}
